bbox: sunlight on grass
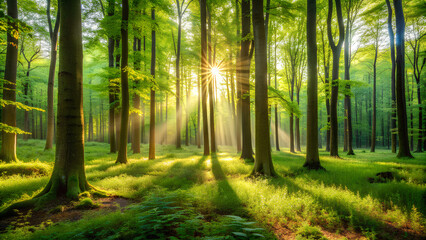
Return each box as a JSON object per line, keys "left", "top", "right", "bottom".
{"left": 1, "top": 140, "right": 425, "bottom": 239}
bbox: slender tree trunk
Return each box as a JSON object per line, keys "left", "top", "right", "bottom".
{"left": 45, "top": 0, "right": 60, "bottom": 150}
{"left": 344, "top": 0, "right": 354, "bottom": 155}
{"left": 371, "top": 44, "right": 378, "bottom": 152}
{"left": 394, "top": 0, "right": 413, "bottom": 158}
{"left": 200, "top": 0, "right": 209, "bottom": 156}
{"left": 197, "top": 71, "right": 201, "bottom": 148}
{"left": 235, "top": 0, "right": 242, "bottom": 152}
{"left": 251, "top": 0, "right": 276, "bottom": 177}
{"left": 240, "top": 0, "right": 254, "bottom": 160}
{"left": 132, "top": 36, "right": 141, "bottom": 153}
{"left": 325, "top": 65, "right": 331, "bottom": 152}
{"left": 416, "top": 85, "right": 422, "bottom": 152}
{"left": 274, "top": 29, "right": 280, "bottom": 151}
{"left": 304, "top": 0, "right": 323, "bottom": 169}
{"left": 0, "top": 0, "right": 18, "bottom": 162}
{"left": 327, "top": 0, "right": 344, "bottom": 157}
{"left": 208, "top": 9, "right": 216, "bottom": 153}
{"left": 114, "top": 39, "right": 121, "bottom": 150}
{"left": 386, "top": 0, "right": 397, "bottom": 153}
{"left": 116, "top": 0, "right": 129, "bottom": 164}
{"left": 176, "top": 14, "right": 182, "bottom": 149}
{"left": 149, "top": 7, "right": 156, "bottom": 160}
{"left": 295, "top": 91, "right": 301, "bottom": 152}
{"left": 89, "top": 80, "right": 93, "bottom": 141}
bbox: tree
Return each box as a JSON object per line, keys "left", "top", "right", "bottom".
{"left": 131, "top": 0, "right": 142, "bottom": 154}
{"left": 406, "top": 19, "right": 425, "bottom": 152}
{"left": 343, "top": 0, "right": 362, "bottom": 155}
{"left": 0, "top": 0, "right": 19, "bottom": 162}
{"left": 393, "top": 0, "right": 413, "bottom": 158}
{"left": 207, "top": 7, "right": 216, "bottom": 153}
{"left": 385, "top": 0, "right": 397, "bottom": 153}
{"left": 240, "top": 0, "right": 254, "bottom": 160}
{"left": 116, "top": 0, "right": 129, "bottom": 164}
{"left": 19, "top": 37, "right": 40, "bottom": 141}
{"left": 200, "top": 0, "right": 209, "bottom": 156}
{"left": 327, "top": 0, "right": 344, "bottom": 157}
{"left": 175, "top": 0, "right": 192, "bottom": 149}
{"left": 106, "top": 0, "right": 117, "bottom": 153}
{"left": 149, "top": 7, "right": 156, "bottom": 160}
{"left": 251, "top": 0, "right": 276, "bottom": 177}
{"left": 304, "top": 0, "right": 323, "bottom": 170}
{"left": 44, "top": 0, "right": 60, "bottom": 150}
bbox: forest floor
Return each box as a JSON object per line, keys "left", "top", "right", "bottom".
{"left": 0, "top": 139, "right": 425, "bottom": 239}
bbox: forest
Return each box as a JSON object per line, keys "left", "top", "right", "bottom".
{"left": 0, "top": 0, "right": 425, "bottom": 239}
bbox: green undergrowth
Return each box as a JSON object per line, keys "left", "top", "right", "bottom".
{"left": 0, "top": 140, "right": 425, "bottom": 239}
{"left": 1, "top": 192, "right": 271, "bottom": 240}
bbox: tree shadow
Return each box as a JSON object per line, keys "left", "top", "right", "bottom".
{"left": 210, "top": 153, "right": 245, "bottom": 216}
{"left": 266, "top": 175, "right": 425, "bottom": 239}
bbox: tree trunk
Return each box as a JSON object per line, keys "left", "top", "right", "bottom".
{"left": 251, "top": 0, "right": 276, "bottom": 177}
{"left": 304, "top": 0, "right": 323, "bottom": 169}
{"left": 116, "top": 0, "right": 129, "bottom": 164}
{"left": 416, "top": 85, "right": 422, "bottom": 152}
{"left": 149, "top": 7, "right": 156, "bottom": 160}
{"left": 197, "top": 71, "right": 201, "bottom": 148}
{"left": 274, "top": 29, "right": 280, "bottom": 151}
{"left": 131, "top": 38, "right": 141, "bottom": 153}
{"left": 394, "top": 0, "right": 413, "bottom": 158}
{"left": 327, "top": 0, "right": 344, "bottom": 157}
{"left": 235, "top": 0, "right": 242, "bottom": 153}
{"left": 200, "top": 0, "right": 209, "bottom": 156}
{"left": 0, "top": 0, "right": 18, "bottom": 162}
{"left": 240, "top": 0, "right": 254, "bottom": 160}
{"left": 208, "top": 9, "right": 216, "bottom": 153}
{"left": 344, "top": 1, "right": 354, "bottom": 155}
{"left": 295, "top": 91, "right": 301, "bottom": 152}
{"left": 38, "top": 0, "right": 90, "bottom": 199}
{"left": 45, "top": 0, "right": 60, "bottom": 150}
{"left": 176, "top": 13, "right": 182, "bottom": 149}
{"left": 371, "top": 44, "right": 378, "bottom": 152}
{"left": 385, "top": 0, "right": 397, "bottom": 153}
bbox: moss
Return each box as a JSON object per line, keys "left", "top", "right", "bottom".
{"left": 74, "top": 198, "right": 100, "bottom": 210}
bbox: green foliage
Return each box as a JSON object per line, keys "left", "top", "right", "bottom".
{"left": 75, "top": 198, "right": 100, "bottom": 210}
{"left": 295, "top": 223, "right": 328, "bottom": 240}
{"left": 268, "top": 86, "right": 301, "bottom": 116}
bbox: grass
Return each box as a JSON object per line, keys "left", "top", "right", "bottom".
{"left": 0, "top": 139, "right": 425, "bottom": 239}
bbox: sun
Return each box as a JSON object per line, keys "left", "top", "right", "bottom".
{"left": 211, "top": 66, "right": 221, "bottom": 78}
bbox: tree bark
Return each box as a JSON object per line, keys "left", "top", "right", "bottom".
{"left": 344, "top": 0, "right": 354, "bottom": 155}
{"left": 116, "top": 0, "right": 129, "bottom": 164}
{"left": 40, "top": 0, "right": 90, "bottom": 198}
{"left": 200, "top": 0, "right": 209, "bottom": 156}
{"left": 371, "top": 43, "right": 378, "bottom": 152}
{"left": 0, "top": 0, "right": 18, "bottom": 162}
{"left": 251, "top": 0, "right": 276, "bottom": 177}
{"left": 235, "top": 0, "right": 242, "bottom": 153}
{"left": 385, "top": 0, "right": 397, "bottom": 153}
{"left": 327, "top": 0, "right": 344, "bottom": 157}
{"left": 304, "top": 0, "right": 323, "bottom": 169}
{"left": 394, "top": 0, "right": 413, "bottom": 158}
{"left": 208, "top": 8, "right": 216, "bottom": 153}
{"left": 45, "top": 0, "right": 60, "bottom": 150}
{"left": 149, "top": 7, "right": 156, "bottom": 160}
{"left": 176, "top": 6, "right": 182, "bottom": 149}
{"left": 240, "top": 0, "right": 254, "bottom": 160}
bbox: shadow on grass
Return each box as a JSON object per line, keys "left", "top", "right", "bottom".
{"left": 210, "top": 153, "right": 245, "bottom": 216}
{"left": 266, "top": 175, "right": 425, "bottom": 239}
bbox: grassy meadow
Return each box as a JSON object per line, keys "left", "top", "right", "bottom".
{"left": 0, "top": 139, "right": 425, "bottom": 239}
